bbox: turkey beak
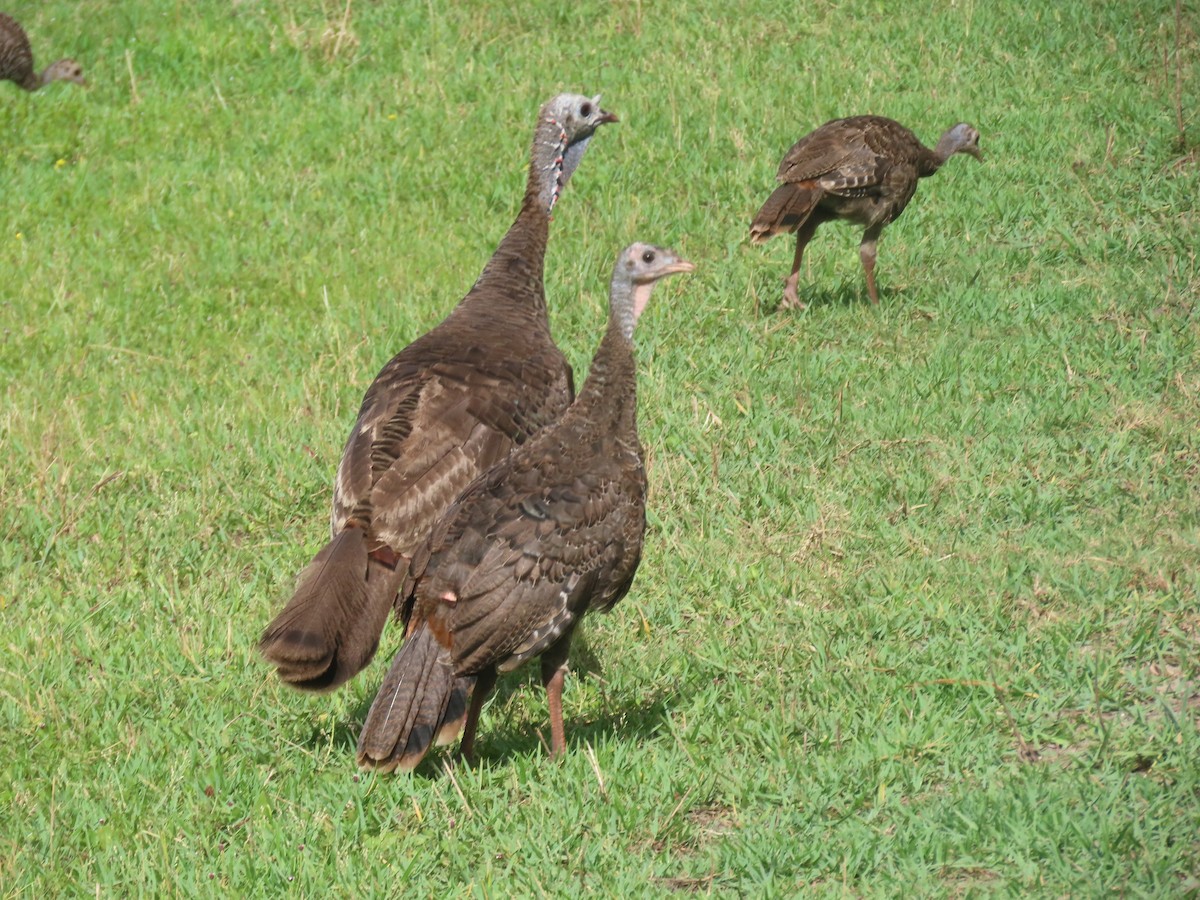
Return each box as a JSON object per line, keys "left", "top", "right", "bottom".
{"left": 969, "top": 146, "right": 984, "bottom": 162}
{"left": 589, "top": 94, "right": 618, "bottom": 126}
{"left": 662, "top": 258, "right": 695, "bottom": 277}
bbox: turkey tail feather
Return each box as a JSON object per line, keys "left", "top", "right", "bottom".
{"left": 259, "top": 528, "right": 402, "bottom": 692}
{"left": 356, "top": 624, "right": 474, "bottom": 772}
{"left": 749, "top": 183, "right": 819, "bottom": 243}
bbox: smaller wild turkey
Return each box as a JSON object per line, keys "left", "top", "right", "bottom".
{"left": 0, "top": 13, "right": 85, "bottom": 91}
{"left": 749, "top": 116, "right": 981, "bottom": 308}
{"left": 356, "top": 242, "right": 694, "bottom": 773}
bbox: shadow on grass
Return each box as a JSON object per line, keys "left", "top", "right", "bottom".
{"left": 476, "top": 681, "right": 677, "bottom": 772}
{"left": 764, "top": 278, "right": 883, "bottom": 313}
{"left": 748, "top": 270, "right": 902, "bottom": 314}
{"left": 300, "top": 633, "right": 682, "bottom": 778}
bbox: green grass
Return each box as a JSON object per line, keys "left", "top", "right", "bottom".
{"left": 3, "top": 0, "right": 1198, "bottom": 894}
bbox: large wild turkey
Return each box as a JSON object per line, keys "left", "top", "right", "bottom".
{"left": 749, "top": 116, "right": 982, "bottom": 308}
{"left": 260, "top": 94, "right": 617, "bottom": 692}
{"left": 0, "top": 13, "right": 85, "bottom": 90}
{"left": 356, "top": 242, "right": 694, "bottom": 773}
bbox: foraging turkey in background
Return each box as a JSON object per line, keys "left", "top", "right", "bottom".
{"left": 356, "top": 243, "right": 694, "bottom": 773}
{"left": 260, "top": 94, "right": 618, "bottom": 692}
{"left": 0, "top": 13, "right": 85, "bottom": 90}
{"left": 749, "top": 116, "right": 982, "bottom": 308}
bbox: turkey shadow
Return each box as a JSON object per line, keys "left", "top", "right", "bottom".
{"left": 313, "top": 633, "right": 683, "bottom": 777}
{"left": 470, "top": 680, "right": 675, "bottom": 772}
{"left": 472, "top": 635, "right": 679, "bottom": 769}
{"left": 764, "top": 277, "right": 883, "bottom": 313}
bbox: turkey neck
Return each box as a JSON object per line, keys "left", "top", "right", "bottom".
{"left": 454, "top": 112, "right": 580, "bottom": 330}
{"left": 567, "top": 319, "right": 640, "bottom": 442}
{"left": 34, "top": 67, "right": 57, "bottom": 90}
{"left": 918, "top": 132, "right": 959, "bottom": 178}
{"left": 455, "top": 200, "right": 550, "bottom": 329}
{"left": 566, "top": 270, "right": 655, "bottom": 440}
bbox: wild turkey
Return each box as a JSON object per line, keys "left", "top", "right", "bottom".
{"left": 0, "top": 13, "right": 85, "bottom": 90}
{"left": 260, "top": 94, "right": 617, "bottom": 692}
{"left": 749, "top": 116, "right": 982, "bottom": 308}
{"left": 356, "top": 242, "right": 694, "bottom": 773}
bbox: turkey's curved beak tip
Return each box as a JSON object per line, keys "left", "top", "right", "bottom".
{"left": 666, "top": 259, "right": 695, "bottom": 276}
{"left": 599, "top": 110, "right": 619, "bottom": 125}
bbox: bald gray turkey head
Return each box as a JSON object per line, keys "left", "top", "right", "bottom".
{"left": 39, "top": 57, "right": 86, "bottom": 87}
{"left": 934, "top": 123, "right": 983, "bottom": 162}
{"left": 532, "top": 93, "right": 618, "bottom": 214}
{"left": 610, "top": 242, "right": 696, "bottom": 339}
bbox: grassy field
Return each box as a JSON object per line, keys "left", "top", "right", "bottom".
{"left": 2, "top": 0, "right": 1198, "bottom": 894}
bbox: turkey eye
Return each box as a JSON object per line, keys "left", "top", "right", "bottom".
{"left": 580, "top": 102, "right": 593, "bottom": 118}
{"left": 642, "top": 250, "right": 655, "bottom": 263}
